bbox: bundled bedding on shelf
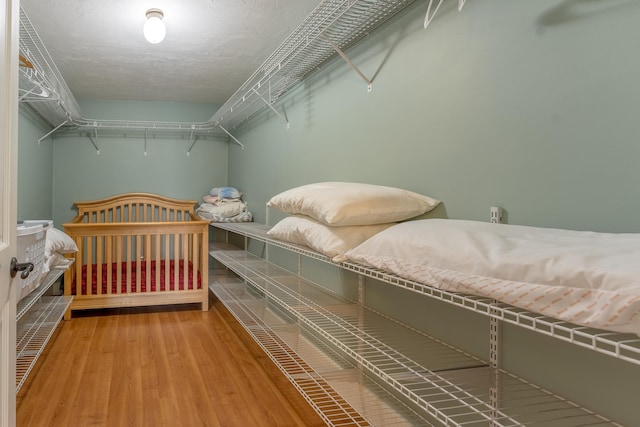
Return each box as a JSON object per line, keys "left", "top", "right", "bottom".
{"left": 345, "top": 219, "right": 640, "bottom": 336}
{"left": 63, "top": 193, "right": 209, "bottom": 318}
{"left": 196, "top": 186, "right": 253, "bottom": 222}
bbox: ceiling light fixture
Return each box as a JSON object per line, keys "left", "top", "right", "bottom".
{"left": 143, "top": 8, "right": 166, "bottom": 44}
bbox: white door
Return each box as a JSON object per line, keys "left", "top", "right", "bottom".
{"left": 1, "top": 0, "right": 19, "bottom": 426}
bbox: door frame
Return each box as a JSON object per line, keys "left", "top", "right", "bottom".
{"left": 1, "top": 0, "right": 20, "bottom": 426}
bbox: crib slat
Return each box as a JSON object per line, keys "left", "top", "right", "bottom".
{"left": 116, "top": 236, "right": 123, "bottom": 294}
{"left": 173, "top": 233, "right": 180, "bottom": 291}
{"left": 180, "top": 234, "right": 189, "bottom": 291}
{"left": 96, "top": 236, "right": 103, "bottom": 295}
{"left": 145, "top": 234, "right": 152, "bottom": 293}
{"left": 75, "top": 238, "right": 83, "bottom": 295}
{"left": 86, "top": 237, "right": 93, "bottom": 296}
{"left": 155, "top": 234, "right": 161, "bottom": 291}
{"left": 126, "top": 236, "right": 132, "bottom": 294}
{"left": 106, "top": 236, "right": 113, "bottom": 295}
{"left": 164, "top": 234, "right": 170, "bottom": 291}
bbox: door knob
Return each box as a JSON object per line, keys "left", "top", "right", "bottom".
{"left": 10, "top": 257, "right": 34, "bottom": 279}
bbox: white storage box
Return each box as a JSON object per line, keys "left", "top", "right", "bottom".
{"left": 16, "top": 220, "right": 53, "bottom": 301}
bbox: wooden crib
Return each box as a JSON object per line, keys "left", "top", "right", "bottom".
{"left": 63, "top": 193, "right": 209, "bottom": 319}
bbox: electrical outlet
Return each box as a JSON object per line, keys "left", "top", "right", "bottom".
{"left": 490, "top": 206, "right": 503, "bottom": 224}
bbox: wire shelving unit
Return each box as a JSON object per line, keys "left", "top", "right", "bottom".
{"left": 16, "top": 264, "right": 73, "bottom": 392}
{"left": 209, "top": 222, "right": 629, "bottom": 426}
{"left": 18, "top": 0, "right": 419, "bottom": 143}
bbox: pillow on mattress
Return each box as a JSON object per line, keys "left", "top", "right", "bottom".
{"left": 267, "top": 215, "right": 394, "bottom": 262}
{"left": 267, "top": 182, "right": 439, "bottom": 226}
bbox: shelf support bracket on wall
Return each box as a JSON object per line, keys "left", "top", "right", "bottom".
{"left": 251, "top": 88, "right": 289, "bottom": 129}
{"left": 144, "top": 128, "right": 148, "bottom": 156}
{"left": 88, "top": 126, "right": 100, "bottom": 154}
{"left": 217, "top": 125, "right": 244, "bottom": 149}
{"left": 187, "top": 126, "right": 198, "bottom": 156}
{"left": 425, "top": 0, "right": 467, "bottom": 29}
{"left": 321, "top": 32, "right": 372, "bottom": 92}
{"left": 38, "top": 119, "right": 68, "bottom": 144}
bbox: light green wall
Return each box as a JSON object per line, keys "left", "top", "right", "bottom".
{"left": 226, "top": 1, "right": 640, "bottom": 424}
{"left": 18, "top": 106, "right": 53, "bottom": 220}
{"left": 229, "top": 0, "right": 640, "bottom": 234}
{"left": 50, "top": 99, "right": 228, "bottom": 226}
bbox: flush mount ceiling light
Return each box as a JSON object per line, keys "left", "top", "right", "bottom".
{"left": 143, "top": 8, "right": 166, "bottom": 44}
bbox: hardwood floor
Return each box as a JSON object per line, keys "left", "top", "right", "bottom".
{"left": 17, "top": 297, "right": 326, "bottom": 427}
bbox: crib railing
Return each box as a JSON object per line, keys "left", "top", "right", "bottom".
{"left": 63, "top": 193, "right": 209, "bottom": 318}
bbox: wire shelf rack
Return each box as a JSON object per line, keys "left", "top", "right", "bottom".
{"left": 16, "top": 295, "right": 73, "bottom": 392}
{"left": 210, "top": 222, "right": 640, "bottom": 368}
{"left": 16, "top": 262, "right": 71, "bottom": 321}
{"left": 209, "top": 0, "right": 418, "bottom": 131}
{"left": 209, "top": 242, "right": 620, "bottom": 426}
{"left": 211, "top": 271, "right": 433, "bottom": 426}
{"left": 19, "top": 1, "right": 418, "bottom": 141}
{"left": 19, "top": 7, "right": 81, "bottom": 126}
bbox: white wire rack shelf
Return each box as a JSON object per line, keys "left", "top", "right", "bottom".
{"left": 16, "top": 295, "right": 73, "bottom": 392}
{"left": 211, "top": 271, "right": 434, "bottom": 426}
{"left": 210, "top": 222, "right": 640, "bottom": 368}
{"left": 209, "top": 241, "right": 620, "bottom": 426}
{"left": 19, "top": 6, "right": 81, "bottom": 127}
{"left": 16, "top": 261, "right": 71, "bottom": 321}
{"left": 209, "top": 0, "right": 419, "bottom": 131}
{"left": 16, "top": 262, "right": 73, "bottom": 392}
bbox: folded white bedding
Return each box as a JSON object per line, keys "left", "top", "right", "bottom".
{"left": 345, "top": 219, "right": 640, "bottom": 335}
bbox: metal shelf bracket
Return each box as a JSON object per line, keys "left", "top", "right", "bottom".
{"left": 425, "top": 0, "right": 468, "bottom": 29}
{"left": 144, "top": 128, "right": 148, "bottom": 156}
{"left": 38, "top": 119, "right": 68, "bottom": 144}
{"left": 88, "top": 125, "right": 100, "bottom": 154}
{"left": 217, "top": 125, "right": 245, "bottom": 150}
{"left": 251, "top": 88, "right": 290, "bottom": 128}
{"left": 187, "top": 126, "right": 197, "bottom": 156}
{"left": 321, "top": 32, "right": 372, "bottom": 92}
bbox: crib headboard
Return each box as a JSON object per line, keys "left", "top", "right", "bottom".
{"left": 69, "top": 193, "right": 199, "bottom": 224}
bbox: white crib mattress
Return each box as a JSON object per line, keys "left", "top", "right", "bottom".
{"left": 345, "top": 219, "right": 640, "bottom": 335}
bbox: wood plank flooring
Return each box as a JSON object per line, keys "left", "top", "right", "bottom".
{"left": 17, "top": 298, "right": 326, "bottom": 427}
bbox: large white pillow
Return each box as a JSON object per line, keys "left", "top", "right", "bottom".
{"left": 44, "top": 227, "right": 78, "bottom": 273}
{"left": 267, "top": 215, "right": 394, "bottom": 262}
{"left": 267, "top": 182, "right": 439, "bottom": 226}
{"left": 46, "top": 227, "right": 78, "bottom": 255}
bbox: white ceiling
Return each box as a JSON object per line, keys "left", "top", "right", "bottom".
{"left": 20, "top": 0, "right": 321, "bottom": 105}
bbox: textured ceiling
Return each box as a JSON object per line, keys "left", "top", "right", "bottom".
{"left": 20, "top": 0, "right": 321, "bottom": 104}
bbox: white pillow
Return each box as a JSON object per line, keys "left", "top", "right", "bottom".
{"left": 46, "top": 227, "right": 78, "bottom": 255}
{"left": 267, "top": 182, "right": 439, "bottom": 226}
{"left": 267, "top": 215, "right": 394, "bottom": 262}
